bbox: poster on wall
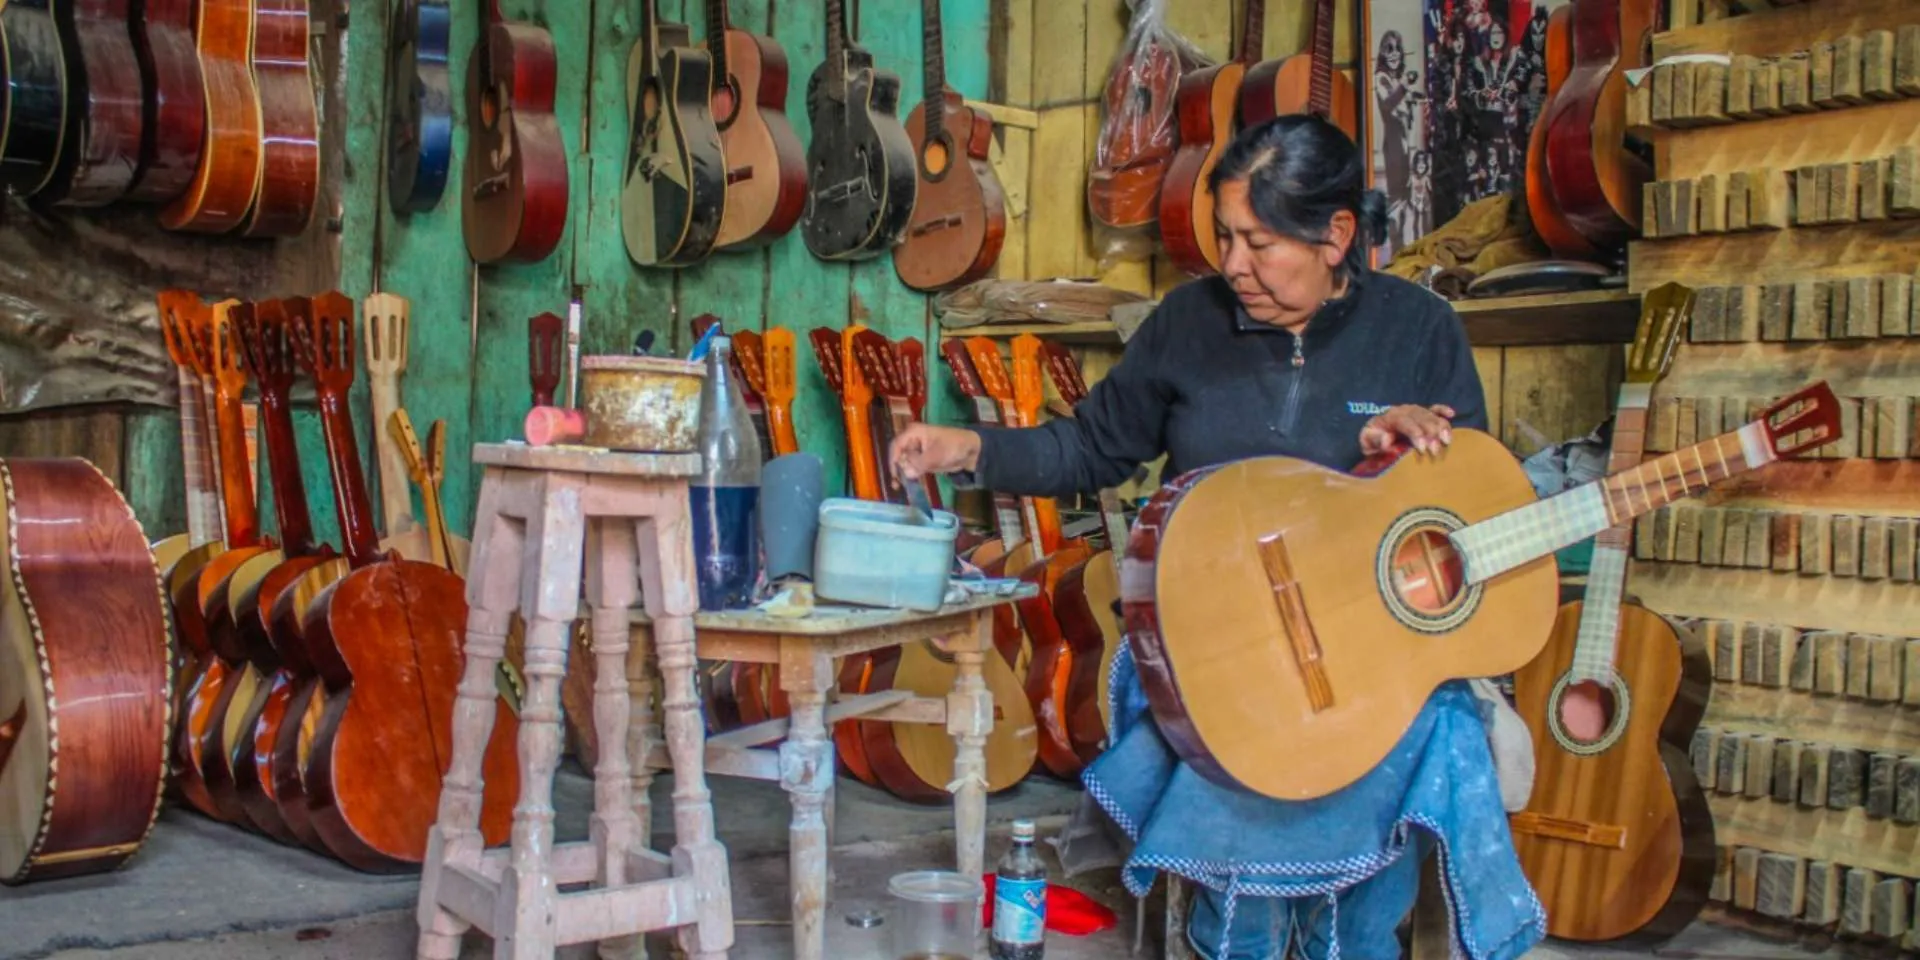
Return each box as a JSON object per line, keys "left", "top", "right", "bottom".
{"left": 1367, "top": 0, "right": 1566, "bottom": 261}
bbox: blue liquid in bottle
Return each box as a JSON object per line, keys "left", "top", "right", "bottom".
{"left": 691, "top": 335, "right": 764, "bottom": 611}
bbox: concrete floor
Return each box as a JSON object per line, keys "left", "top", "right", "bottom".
{"left": 0, "top": 763, "right": 1845, "bottom": 960}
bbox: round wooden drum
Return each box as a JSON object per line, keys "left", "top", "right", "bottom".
{"left": 0, "top": 459, "right": 172, "bottom": 884}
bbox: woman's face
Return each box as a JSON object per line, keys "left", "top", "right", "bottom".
{"left": 1213, "top": 179, "right": 1351, "bottom": 327}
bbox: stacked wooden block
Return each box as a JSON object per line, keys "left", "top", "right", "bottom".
{"left": 1642, "top": 145, "right": 1920, "bottom": 238}
{"left": 1630, "top": 23, "right": 1920, "bottom": 128}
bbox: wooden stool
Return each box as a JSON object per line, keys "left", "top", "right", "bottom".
{"left": 416, "top": 445, "right": 732, "bottom": 960}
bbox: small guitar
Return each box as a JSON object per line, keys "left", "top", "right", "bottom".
{"left": 0, "top": 0, "right": 68, "bottom": 197}
{"left": 1511, "top": 284, "right": 1716, "bottom": 943}
{"left": 1159, "top": 0, "right": 1263, "bottom": 276}
{"left": 892, "top": 0, "right": 1006, "bottom": 292}
{"left": 241, "top": 0, "right": 320, "bottom": 237}
{"left": 800, "top": 0, "right": 916, "bottom": 261}
{"left": 124, "top": 0, "right": 205, "bottom": 203}
{"left": 387, "top": 0, "right": 455, "bottom": 214}
{"left": 702, "top": 0, "right": 807, "bottom": 249}
{"left": 463, "top": 0, "right": 568, "bottom": 264}
{"left": 622, "top": 0, "right": 725, "bottom": 267}
{"left": 1238, "top": 0, "right": 1357, "bottom": 134}
{"left": 40, "top": 0, "right": 145, "bottom": 207}
{"left": 158, "top": 0, "right": 263, "bottom": 233}
{"left": 1541, "top": 0, "right": 1658, "bottom": 250}
{"left": 1126, "top": 382, "right": 1840, "bottom": 801}
{"left": 1087, "top": 0, "right": 1185, "bottom": 232}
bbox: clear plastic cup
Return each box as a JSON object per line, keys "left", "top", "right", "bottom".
{"left": 887, "top": 870, "right": 983, "bottom": 959}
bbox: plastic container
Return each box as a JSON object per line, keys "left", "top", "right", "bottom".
{"left": 888, "top": 870, "right": 983, "bottom": 960}
{"left": 813, "top": 498, "right": 960, "bottom": 612}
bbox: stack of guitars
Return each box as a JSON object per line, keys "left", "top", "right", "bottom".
{"left": 151, "top": 289, "right": 519, "bottom": 872}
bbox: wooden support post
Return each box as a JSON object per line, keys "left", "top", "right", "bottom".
{"left": 1740, "top": 621, "right": 1765, "bottom": 684}
{"left": 1759, "top": 282, "right": 1793, "bottom": 340}
{"left": 1796, "top": 166, "right": 1826, "bottom": 226}
{"left": 1727, "top": 285, "right": 1759, "bottom": 342}
{"left": 1674, "top": 502, "right": 1703, "bottom": 563}
{"left": 1697, "top": 174, "right": 1727, "bottom": 234}
{"left": 1868, "top": 634, "right": 1903, "bottom": 702}
{"left": 1898, "top": 25, "right": 1920, "bottom": 97}
{"left": 1892, "top": 146, "right": 1920, "bottom": 218}
{"left": 1812, "top": 630, "right": 1848, "bottom": 695}
{"left": 1760, "top": 625, "right": 1795, "bottom": 687}
{"left": 1846, "top": 277, "right": 1879, "bottom": 338}
{"left": 1826, "top": 280, "right": 1852, "bottom": 341}
{"left": 1753, "top": 56, "right": 1783, "bottom": 115}
{"left": 1870, "top": 878, "right": 1910, "bottom": 941}
{"left": 1906, "top": 640, "right": 1920, "bottom": 708}
{"left": 1841, "top": 868, "right": 1878, "bottom": 936}
{"left": 1711, "top": 846, "right": 1733, "bottom": 903}
{"left": 1791, "top": 630, "right": 1817, "bottom": 691}
{"left": 1862, "top": 517, "right": 1891, "bottom": 579}
{"left": 1780, "top": 51, "right": 1814, "bottom": 111}
{"left": 1799, "top": 745, "right": 1831, "bottom": 807}
{"left": 1828, "top": 163, "right": 1861, "bottom": 225}
{"left": 1721, "top": 507, "right": 1750, "bottom": 567}
{"left": 1810, "top": 42, "right": 1837, "bottom": 107}
{"left": 1745, "top": 509, "right": 1772, "bottom": 567}
{"left": 1750, "top": 168, "right": 1792, "bottom": 228}
{"left": 1728, "top": 55, "right": 1761, "bottom": 118}
{"left": 1846, "top": 633, "right": 1873, "bottom": 698}
{"left": 1718, "top": 733, "right": 1748, "bottom": 795}
{"left": 1650, "top": 398, "right": 1680, "bottom": 452}
{"left": 1700, "top": 507, "right": 1728, "bottom": 567}
{"left": 1832, "top": 35, "right": 1867, "bottom": 105}
{"left": 1693, "top": 288, "right": 1727, "bottom": 342}
{"left": 1694, "top": 61, "right": 1728, "bottom": 122}
{"left": 1860, "top": 158, "right": 1890, "bottom": 221}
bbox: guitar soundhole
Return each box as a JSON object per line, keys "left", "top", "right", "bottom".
{"left": 1558, "top": 681, "right": 1615, "bottom": 745}
{"left": 1387, "top": 528, "right": 1465, "bottom": 615}
{"left": 712, "top": 76, "right": 741, "bottom": 128}
{"left": 921, "top": 133, "right": 952, "bottom": 182}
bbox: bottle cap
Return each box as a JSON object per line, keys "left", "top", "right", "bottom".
{"left": 1011, "top": 819, "right": 1035, "bottom": 840}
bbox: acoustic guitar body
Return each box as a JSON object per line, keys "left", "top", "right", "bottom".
{"left": 622, "top": 29, "right": 725, "bottom": 267}
{"left": 1510, "top": 600, "right": 1716, "bottom": 943}
{"left": 1540, "top": 0, "right": 1654, "bottom": 250}
{"left": 1526, "top": 5, "right": 1597, "bottom": 259}
{"left": 161, "top": 541, "right": 222, "bottom": 816}
{"left": 386, "top": 0, "right": 454, "bottom": 214}
{"left": 713, "top": 27, "right": 807, "bottom": 248}
{"left": 859, "top": 641, "right": 1039, "bottom": 803}
{"left": 267, "top": 557, "right": 348, "bottom": 854}
{"left": 1049, "top": 552, "right": 1122, "bottom": 762}
{"left": 157, "top": 0, "right": 261, "bottom": 233}
{"left": 1087, "top": 40, "right": 1181, "bottom": 232}
{"left": 302, "top": 561, "right": 518, "bottom": 871}
{"left": 0, "top": 0, "right": 67, "bottom": 196}
{"left": 1159, "top": 62, "right": 1244, "bottom": 278}
{"left": 125, "top": 0, "right": 204, "bottom": 203}
{"left": 800, "top": 52, "right": 917, "bottom": 261}
{"left": 0, "top": 459, "right": 170, "bottom": 885}
{"left": 1125, "top": 430, "right": 1561, "bottom": 801}
{"left": 241, "top": 0, "right": 320, "bottom": 237}
{"left": 894, "top": 92, "right": 1006, "bottom": 293}
{"left": 41, "top": 0, "right": 143, "bottom": 207}
{"left": 195, "top": 546, "right": 284, "bottom": 827}
{"left": 1238, "top": 54, "right": 1358, "bottom": 134}
{"left": 231, "top": 550, "right": 332, "bottom": 845}
{"left": 462, "top": 22, "right": 569, "bottom": 265}
{"left": 175, "top": 543, "right": 274, "bottom": 823}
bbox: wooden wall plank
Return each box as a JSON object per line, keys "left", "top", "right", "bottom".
{"left": 1498, "top": 345, "right": 1622, "bottom": 452}
{"left": 121, "top": 411, "right": 185, "bottom": 540}
{"left": 1654, "top": 0, "right": 1919, "bottom": 60}
{"left": 847, "top": 0, "right": 931, "bottom": 350}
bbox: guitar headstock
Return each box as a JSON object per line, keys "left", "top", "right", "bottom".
{"left": 426, "top": 417, "right": 447, "bottom": 487}
{"left": 808, "top": 327, "right": 846, "bottom": 398}
{"left": 840, "top": 325, "right": 873, "bottom": 406}
{"left": 691, "top": 313, "right": 723, "bottom": 339}
{"left": 1626, "top": 283, "right": 1692, "bottom": 385}
{"left": 363, "top": 293, "right": 410, "bottom": 379}
{"left": 1039, "top": 339, "right": 1089, "bottom": 406}
{"left": 529, "top": 311, "right": 563, "bottom": 404}
{"left": 1758, "top": 381, "right": 1843, "bottom": 460}
{"left": 291, "top": 291, "right": 359, "bottom": 397}
{"left": 940, "top": 338, "right": 986, "bottom": 399}
{"left": 849, "top": 329, "right": 907, "bottom": 400}
{"left": 157, "top": 289, "right": 210, "bottom": 374}
{"left": 207, "top": 300, "right": 252, "bottom": 401}
{"left": 762, "top": 327, "right": 798, "bottom": 406}
{"left": 389, "top": 408, "right": 432, "bottom": 488}
{"left": 898, "top": 338, "right": 929, "bottom": 420}
{"left": 731, "top": 329, "right": 769, "bottom": 401}
{"left": 238, "top": 298, "right": 300, "bottom": 396}
{"left": 963, "top": 337, "right": 1013, "bottom": 403}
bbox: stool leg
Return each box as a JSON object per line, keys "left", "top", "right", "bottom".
{"left": 498, "top": 477, "right": 589, "bottom": 960}
{"left": 947, "top": 622, "right": 994, "bottom": 881}
{"left": 585, "top": 518, "right": 643, "bottom": 960}
{"left": 635, "top": 498, "right": 732, "bottom": 960}
{"left": 419, "top": 473, "right": 519, "bottom": 960}
{"left": 779, "top": 654, "right": 835, "bottom": 960}
{"left": 625, "top": 621, "right": 657, "bottom": 855}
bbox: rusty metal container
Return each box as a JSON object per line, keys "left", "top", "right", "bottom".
{"left": 579, "top": 355, "right": 705, "bottom": 452}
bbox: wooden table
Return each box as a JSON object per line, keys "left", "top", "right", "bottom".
{"left": 628, "top": 590, "right": 1032, "bottom": 960}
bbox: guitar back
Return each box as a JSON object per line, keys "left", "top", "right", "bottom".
{"left": 1527, "top": 6, "right": 1597, "bottom": 259}
{"left": 125, "top": 0, "right": 204, "bottom": 203}
{"left": 242, "top": 0, "right": 320, "bottom": 237}
{"left": 157, "top": 0, "right": 261, "bottom": 233}
{"left": 1158, "top": 62, "right": 1245, "bottom": 277}
{"left": 802, "top": 47, "right": 917, "bottom": 261}
{"left": 623, "top": 16, "right": 725, "bottom": 267}
{"left": 0, "top": 0, "right": 68, "bottom": 196}
{"left": 894, "top": 90, "right": 1007, "bottom": 292}
{"left": 42, "top": 0, "right": 143, "bottom": 206}
{"left": 386, "top": 0, "right": 454, "bottom": 214}
{"left": 463, "top": 19, "right": 569, "bottom": 264}
{"left": 1541, "top": 0, "right": 1656, "bottom": 250}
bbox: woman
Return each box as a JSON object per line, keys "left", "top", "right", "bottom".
{"left": 890, "top": 116, "right": 1545, "bottom": 960}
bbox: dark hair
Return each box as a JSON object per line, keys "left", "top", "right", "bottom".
{"left": 1207, "top": 115, "right": 1389, "bottom": 280}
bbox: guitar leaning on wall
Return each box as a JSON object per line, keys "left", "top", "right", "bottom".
{"left": 1159, "top": 0, "right": 1263, "bottom": 277}
{"left": 1510, "top": 283, "right": 1716, "bottom": 944}
{"left": 891, "top": 0, "right": 1006, "bottom": 292}
{"left": 387, "top": 0, "right": 455, "bottom": 214}
{"left": 622, "top": 0, "right": 725, "bottom": 267}
{"left": 799, "top": 0, "right": 916, "bottom": 261}
{"left": 1238, "top": 0, "right": 1357, "bottom": 134}
{"left": 1124, "top": 381, "right": 1841, "bottom": 801}
{"left": 463, "top": 0, "right": 568, "bottom": 264}
{"left": 702, "top": 0, "right": 807, "bottom": 249}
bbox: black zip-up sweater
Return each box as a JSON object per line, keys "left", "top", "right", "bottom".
{"left": 968, "top": 270, "right": 1489, "bottom": 497}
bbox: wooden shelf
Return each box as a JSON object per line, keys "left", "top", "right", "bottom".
{"left": 937, "top": 288, "right": 1642, "bottom": 347}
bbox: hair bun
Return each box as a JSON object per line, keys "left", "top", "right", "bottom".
{"left": 1357, "top": 189, "right": 1390, "bottom": 246}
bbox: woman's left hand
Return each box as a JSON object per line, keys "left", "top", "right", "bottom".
{"left": 1360, "top": 403, "right": 1456, "bottom": 456}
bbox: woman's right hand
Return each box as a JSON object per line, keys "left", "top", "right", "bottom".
{"left": 889, "top": 423, "right": 981, "bottom": 482}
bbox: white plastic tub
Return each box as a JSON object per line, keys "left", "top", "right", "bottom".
{"left": 813, "top": 498, "right": 960, "bottom": 612}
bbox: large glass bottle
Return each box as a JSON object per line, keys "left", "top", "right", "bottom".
{"left": 690, "top": 336, "right": 764, "bottom": 610}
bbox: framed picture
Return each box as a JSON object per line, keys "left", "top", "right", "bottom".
{"left": 1365, "top": 0, "right": 1566, "bottom": 261}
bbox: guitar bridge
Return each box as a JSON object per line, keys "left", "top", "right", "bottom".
{"left": 1507, "top": 812, "right": 1627, "bottom": 849}
{"left": 727, "top": 165, "right": 755, "bottom": 186}
{"left": 1256, "top": 532, "right": 1334, "bottom": 712}
{"left": 911, "top": 213, "right": 963, "bottom": 237}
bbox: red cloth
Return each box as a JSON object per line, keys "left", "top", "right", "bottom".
{"left": 980, "top": 875, "right": 1119, "bottom": 937}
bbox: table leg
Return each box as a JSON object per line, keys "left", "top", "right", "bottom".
{"left": 778, "top": 648, "right": 835, "bottom": 960}
{"left": 586, "top": 519, "right": 642, "bottom": 960}
{"left": 947, "top": 614, "right": 994, "bottom": 881}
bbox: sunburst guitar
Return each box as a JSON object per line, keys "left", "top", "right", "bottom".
{"left": 1510, "top": 283, "right": 1717, "bottom": 943}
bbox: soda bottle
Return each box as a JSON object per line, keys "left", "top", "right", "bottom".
{"left": 989, "top": 820, "right": 1046, "bottom": 959}
{"left": 690, "top": 335, "right": 763, "bottom": 610}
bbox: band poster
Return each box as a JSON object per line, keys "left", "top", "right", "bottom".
{"left": 1367, "top": 0, "right": 1568, "bottom": 261}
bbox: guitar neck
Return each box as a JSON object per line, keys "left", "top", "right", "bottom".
{"left": 1456, "top": 424, "right": 1776, "bottom": 586}
{"left": 175, "top": 369, "right": 222, "bottom": 546}
{"left": 964, "top": 395, "right": 1028, "bottom": 549}
{"left": 1098, "top": 487, "right": 1129, "bottom": 572}
{"left": 920, "top": 0, "right": 946, "bottom": 140}
{"left": 1569, "top": 383, "right": 1654, "bottom": 682}
{"left": 706, "top": 0, "right": 730, "bottom": 83}
{"left": 316, "top": 386, "right": 384, "bottom": 568}
{"left": 1241, "top": 0, "right": 1265, "bottom": 64}
{"left": 639, "top": 0, "right": 660, "bottom": 66}
{"left": 1309, "top": 0, "right": 1334, "bottom": 115}
{"left": 825, "top": 0, "right": 848, "bottom": 66}
{"left": 259, "top": 385, "right": 317, "bottom": 556}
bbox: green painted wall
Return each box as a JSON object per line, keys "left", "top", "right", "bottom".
{"left": 129, "top": 0, "right": 994, "bottom": 542}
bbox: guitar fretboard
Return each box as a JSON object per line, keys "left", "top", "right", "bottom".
{"left": 921, "top": 0, "right": 946, "bottom": 141}
{"left": 1308, "top": 0, "right": 1334, "bottom": 115}
{"left": 1570, "top": 385, "right": 1651, "bottom": 683}
{"left": 177, "top": 369, "right": 221, "bottom": 547}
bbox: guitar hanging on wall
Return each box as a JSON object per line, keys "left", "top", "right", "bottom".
{"left": 1239, "top": 0, "right": 1357, "bottom": 134}
{"left": 1086, "top": 0, "right": 1186, "bottom": 233}
{"left": 622, "top": 0, "right": 726, "bottom": 267}
{"left": 800, "top": 0, "right": 916, "bottom": 262}
{"left": 1159, "top": 0, "right": 1264, "bottom": 277}
{"left": 39, "top": 0, "right": 145, "bottom": 207}
{"left": 891, "top": 0, "right": 1006, "bottom": 293}
{"left": 703, "top": 0, "right": 807, "bottom": 249}
{"left": 157, "top": 0, "right": 262, "bottom": 233}
{"left": 463, "top": 0, "right": 568, "bottom": 264}
{"left": 124, "top": 0, "right": 206, "bottom": 203}
{"left": 0, "top": 0, "right": 69, "bottom": 197}
{"left": 1510, "top": 283, "right": 1716, "bottom": 944}
{"left": 387, "top": 0, "right": 455, "bottom": 214}
{"left": 1540, "top": 0, "right": 1658, "bottom": 252}
{"left": 242, "top": 0, "right": 320, "bottom": 237}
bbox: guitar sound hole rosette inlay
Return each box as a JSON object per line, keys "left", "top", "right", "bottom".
{"left": 1376, "top": 507, "right": 1481, "bottom": 634}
